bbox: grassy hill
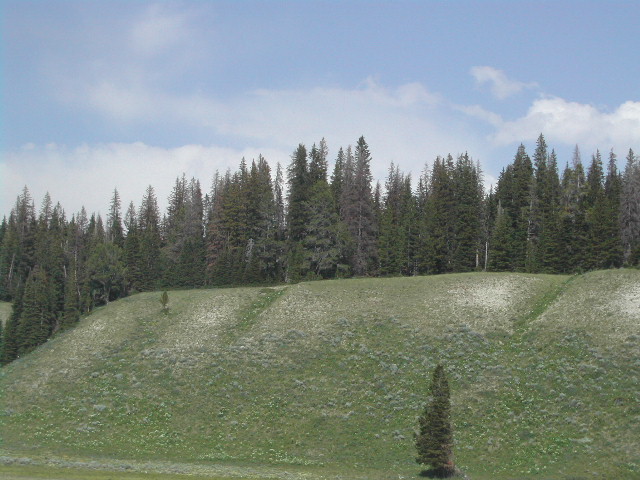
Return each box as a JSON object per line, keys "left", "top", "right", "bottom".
{"left": 1, "top": 271, "right": 639, "bottom": 479}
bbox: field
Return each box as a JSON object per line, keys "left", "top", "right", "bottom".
{"left": 1, "top": 270, "right": 639, "bottom": 479}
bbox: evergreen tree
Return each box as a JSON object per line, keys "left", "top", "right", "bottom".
{"left": 138, "top": 186, "right": 162, "bottom": 290}
{"left": 492, "top": 144, "right": 533, "bottom": 271}
{"left": 302, "top": 181, "right": 348, "bottom": 278}
{"left": 451, "top": 153, "right": 483, "bottom": 271}
{"left": 86, "top": 242, "right": 126, "bottom": 305}
{"left": 488, "top": 203, "right": 514, "bottom": 271}
{"left": 287, "top": 144, "right": 310, "bottom": 242}
{"left": 330, "top": 147, "right": 345, "bottom": 213}
{"left": 379, "top": 164, "right": 408, "bottom": 275}
{"left": 107, "top": 189, "right": 124, "bottom": 247}
{"left": 61, "top": 256, "right": 81, "bottom": 330}
{"left": 340, "top": 136, "right": 378, "bottom": 275}
{"left": 1, "top": 305, "right": 20, "bottom": 364}
{"left": 420, "top": 156, "right": 455, "bottom": 274}
{"left": 416, "top": 364, "right": 456, "bottom": 477}
{"left": 123, "top": 202, "right": 143, "bottom": 291}
{"left": 16, "top": 266, "right": 54, "bottom": 355}
{"left": 620, "top": 149, "right": 640, "bottom": 265}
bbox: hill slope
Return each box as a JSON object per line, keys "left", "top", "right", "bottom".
{"left": 1, "top": 271, "right": 639, "bottom": 479}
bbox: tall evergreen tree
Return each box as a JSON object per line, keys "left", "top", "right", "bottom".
{"left": 492, "top": 144, "right": 533, "bottom": 271}
{"left": 107, "top": 189, "right": 124, "bottom": 247}
{"left": 451, "top": 153, "right": 483, "bottom": 271}
{"left": 61, "top": 256, "right": 80, "bottom": 330}
{"left": 287, "top": 144, "right": 310, "bottom": 242}
{"left": 620, "top": 149, "right": 640, "bottom": 265}
{"left": 138, "top": 186, "right": 162, "bottom": 290}
{"left": 420, "top": 156, "right": 455, "bottom": 274}
{"left": 416, "top": 364, "right": 456, "bottom": 477}
{"left": 16, "top": 266, "right": 54, "bottom": 355}
{"left": 340, "top": 136, "right": 378, "bottom": 275}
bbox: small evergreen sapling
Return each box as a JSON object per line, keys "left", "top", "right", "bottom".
{"left": 160, "top": 291, "right": 169, "bottom": 312}
{"left": 416, "top": 363, "right": 456, "bottom": 477}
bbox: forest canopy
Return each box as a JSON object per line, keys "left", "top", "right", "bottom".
{"left": 1, "top": 134, "right": 639, "bottom": 363}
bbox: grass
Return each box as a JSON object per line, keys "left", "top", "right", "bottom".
{"left": 0, "top": 464, "right": 244, "bottom": 480}
{"left": 1, "top": 270, "right": 639, "bottom": 479}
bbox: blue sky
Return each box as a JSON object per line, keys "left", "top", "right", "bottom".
{"left": 2, "top": 1, "right": 639, "bottom": 216}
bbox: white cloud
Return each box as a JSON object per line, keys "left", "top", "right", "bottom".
{"left": 492, "top": 96, "right": 640, "bottom": 151}
{"left": 1, "top": 78, "right": 491, "bottom": 217}
{"left": 470, "top": 66, "right": 537, "bottom": 100}
{"left": 1, "top": 143, "right": 288, "bottom": 218}
{"left": 63, "top": 75, "right": 481, "bottom": 181}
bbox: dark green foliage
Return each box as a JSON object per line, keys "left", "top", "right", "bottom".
{"left": 163, "top": 175, "right": 206, "bottom": 287}
{"left": 379, "top": 164, "right": 418, "bottom": 276}
{"left": 416, "top": 364, "right": 456, "bottom": 477}
{"left": 138, "top": 186, "right": 162, "bottom": 291}
{"left": 16, "top": 267, "right": 55, "bottom": 355}
{"left": 492, "top": 145, "right": 533, "bottom": 271}
{"left": 420, "top": 156, "right": 455, "bottom": 274}
{"left": 61, "top": 258, "right": 80, "bottom": 330}
{"left": 1, "top": 306, "right": 20, "bottom": 364}
{"left": 160, "top": 291, "right": 169, "bottom": 311}
{"left": 107, "top": 189, "right": 124, "bottom": 248}
{"left": 451, "top": 154, "right": 483, "bottom": 272}
{"left": 86, "top": 243, "right": 126, "bottom": 305}
{"left": 621, "top": 149, "right": 640, "bottom": 265}
{"left": 287, "top": 144, "right": 310, "bottom": 243}
{"left": 302, "top": 181, "right": 348, "bottom": 278}
{"left": 341, "top": 136, "right": 378, "bottom": 275}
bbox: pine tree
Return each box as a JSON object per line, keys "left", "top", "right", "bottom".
{"left": 61, "top": 257, "right": 81, "bottom": 330}
{"left": 16, "top": 266, "right": 54, "bottom": 355}
{"left": 451, "top": 153, "right": 483, "bottom": 272}
{"left": 107, "top": 189, "right": 124, "bottom": 247}
{"left": 1, "top": 297, "right": 21, "bottom": 364}
{"left": 416, "top": 364, "right": 456, "bottom": 477}
{"left": 620, "top": 149, "right": 640, "bottom": 265}
{"left": 138, "top": 186, "right": 162, "bottom": 290}
{"left": 488, "top": 203, "right": 514, "bottom": 271}
{"left": 420, "top": 156, "right": 455, "bottom": 274}
{"left": 86, "top": 242, "right": 126, "bottom": 305}
{"left": 287, "top": 144, "right": 310, "bottom": 242}
{"left": 302, "top": 181, "right": 347, "bottom": 278}
{"left": 340, "top": 136, "right": 378, "bottom": 275}
{"left": 379, "top": 164, "right": 408, "bottom": 276}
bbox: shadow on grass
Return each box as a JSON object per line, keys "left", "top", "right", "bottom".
{"left": 419, "top": 468, "right": 466, "bottom": 479}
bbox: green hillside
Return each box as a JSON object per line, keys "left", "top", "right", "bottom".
{"left": 1, "top": 271, "right": 639, "bottom": 479}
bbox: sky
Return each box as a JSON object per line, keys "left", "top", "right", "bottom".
{"left": 2, "top": 0, "right": 639, "bottom": 217}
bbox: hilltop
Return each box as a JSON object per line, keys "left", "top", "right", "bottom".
{"left": 1, "top": 270, "right": 639, "bottom": 480}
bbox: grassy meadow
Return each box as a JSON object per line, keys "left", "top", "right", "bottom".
{"left": 1, "top": 270, "right": 639, "bottom": 479}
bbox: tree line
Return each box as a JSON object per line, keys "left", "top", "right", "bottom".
{"left": 1, "top": 134, "right": 639, "bottom": 363}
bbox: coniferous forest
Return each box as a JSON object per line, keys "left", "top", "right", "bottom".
{"left": 1, "top": 134, "right": 639, "bottom": 364}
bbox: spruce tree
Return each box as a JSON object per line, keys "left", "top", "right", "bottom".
{"left": 138, "top": 186, "right": 162, "bottom": 290}
{"left": 620, "top": 149, "right": 640, "bottom": 265}
{"left": 340, "top": 137, "right": 378, "bottom": 275}
{"left": 287, "top": 144, "right": 311, "bottom": 243}
{"left": 416, "top": 364, "right": 456, "bottom": 477}
{"left": 16, "top": 266, "right": 54, "bottom": 355}
{"left": 107, "top": 189, "right": 124, "bottom": 247}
